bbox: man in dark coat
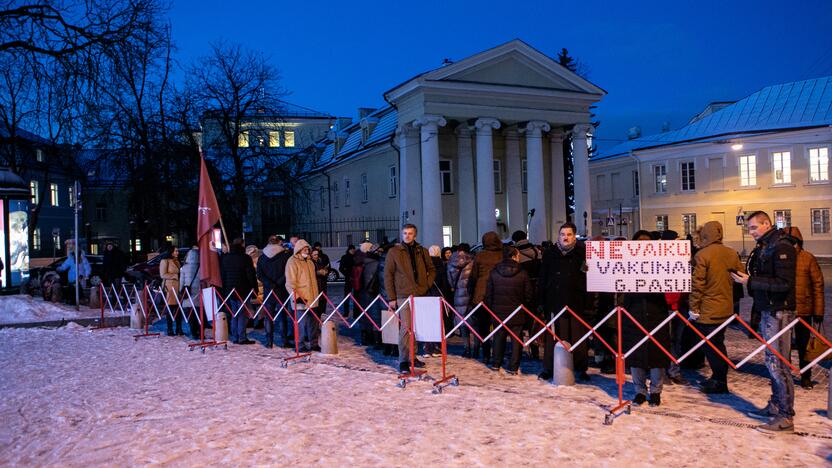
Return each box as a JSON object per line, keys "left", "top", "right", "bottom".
{"left": 256, "top": 235, "right": 292, "bottom": 348}
{"left": 485, "top": 247, "right": 533, "bottom": 374}
{"left": 538, "top": 222, "right": 591, "bottom": 382}
{"left": 102, "top": 242, "right": 127, "bottom": 286}
{"left": 221, "top": 239, "right": 258, "bottom": 345}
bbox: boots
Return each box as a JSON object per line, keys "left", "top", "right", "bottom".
{"left": 166, "top": 315, "right": 175, "bottom": 336}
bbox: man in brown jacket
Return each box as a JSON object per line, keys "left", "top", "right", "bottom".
{"left": 783, "top": 226, "right": 825, "bottom": 389}
{"left": 689, "top": 221, "right": 745, "bottom": 394}
{"left": 285, "top": 239, "right": 321, "bottom": 352}
{"left": 384, "top": 224, "right": 436, "bottom": 372}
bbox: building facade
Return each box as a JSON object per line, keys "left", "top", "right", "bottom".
{"left": 590, "top": 76, "right": 832, "bottom": 255}
{"left": 294, "top": 40, "right": 605, "bottom": 248}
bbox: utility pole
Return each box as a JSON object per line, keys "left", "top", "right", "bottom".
{"left": 73, "top": 180, "right": 80, "bottom": 310}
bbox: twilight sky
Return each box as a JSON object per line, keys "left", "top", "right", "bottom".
{"left": 167, "top": 0, "right": 832, "bottom": 150}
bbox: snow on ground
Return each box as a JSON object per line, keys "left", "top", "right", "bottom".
{"left": 0, "top": 295, "right": 121, "bottom": 326}
{"left": 0, "top": 318, "right": 830, "bottom": 466}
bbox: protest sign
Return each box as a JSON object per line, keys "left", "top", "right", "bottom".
{"left": 586, "top": 240, "right": 691, "bottom": 293}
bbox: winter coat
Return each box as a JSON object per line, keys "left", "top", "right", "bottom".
{"left": 446, "top": 250, "right": 474, "bottom": 313}
{"left": 430, "top": 256, "right": 451, "bottom": 300}
{"left": 160, "top": 257, "right": 181, "bottom": 306}
{"left": 285, "top": 240, "right": 320, "bottom": 308}
{"left": 313, "top": 256, "right": 328, "bottom": 294}
{"left": 469, "top": 232, "right": 504, "bottom": 305}
{"left": 747, "top": 228, "right": 796, "bottom": 313}
{"left": 383, "top": 241, "right": 435, "bottom": 300}
{"left": 339, "top": 252, "right": 355, "bottom": 284}
{"left": 257, "top": 243, "right": 292, "bottom": 307}
{"left": 57, "top": 251, "right": 91, "bottom": 283}
{"left": 622, "top": 292, "right": 671, "bottom": 369}
{"left": 179, "top": 249, "right": 200, "bottom": 308}
{"left": 220, "top": 247, "right": 258, "bottom": 298}
{"left": 689, "top": 221, "right": 746, "bottom": 324}
{"left": 484, "top": 258, "right": 534, "bottom": 328}
{"left": 538, "top": 242, "right": 589, "bottom": 318}
{"left": 783, "top": 227, "right": 825, "bottom": 317}
{"left": 356, "top": 251, "right": 381, "bottom": 307}
{"left": 102, "top": 246, "right": 127, "bottom": 283}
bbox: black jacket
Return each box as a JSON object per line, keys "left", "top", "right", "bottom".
{"left": 221, "top": 250, "right": 258, "bottom": 297}
{"left": 256, "top": 245, "right": 291, "bottom": 301}
{"left": 103, "top": 246, "right": 127, "bottom": 282}
{"left": 747, "top": 228, "right": 796, "bottom": 313}
{"left": 621, "top": 292, "right": 671, "bottom": 369}
{"left": 538, "top": 243, "right": 589, "bottom": 318}
{"left": 485, "top": 259, "right": 534, "bottom": 328}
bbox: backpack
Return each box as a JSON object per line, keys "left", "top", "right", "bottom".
{"left": 351, "top": 263, "right": 365, "bottom": 291}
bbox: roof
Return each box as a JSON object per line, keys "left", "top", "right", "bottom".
{"left": 202, "top": 100, "right": 336, "bottom": 121}
{"left": 596, "top": 76, "right": 832, "bottom": 160}
{"left": 0, "top": 127, "right": 53, "bottom": 146}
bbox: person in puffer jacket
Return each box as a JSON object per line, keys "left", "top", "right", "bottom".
{"left": 446, "top": 243, "right": 475, "bottom": 356}
{"left": 485, "top": 246, "right": 533, "bottom": 374}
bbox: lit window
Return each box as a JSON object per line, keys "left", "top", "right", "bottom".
{"left": 738, "top": 155, "right": 756, "bottom": 186}
{"left": 30, "top": 181, "right": 39, "bottom": 204}
{"left": 654, "top": 165, "right": 667, "bottom": 193}
{"left": 90, "top": 244, "right": 99, "bottom": 255}
{"left": 284, "top": 131, "right": 295, "bottom": 148}
{"left": 682, "top": 213, "right": 696, "bottom": 236}
{"left": 681, "top": 161, "right": 695, "bottom": 191}
{"left": 809, "top": 147, "right": 829, "bottom": 182}
{"left": 521, "top": 159, "right": 528, "bottom": 193}
{"left": 773, "top": 209, "right": 791, "bottom": 229}
{"left": 36, "top": 149, "right": 43, "bottom": 162}
{"left": 344, "top": 178, "right": 351, "bottom": 206}
{"left": 269, "top": 131, "right": 280, "bottom": 147}
{"left": 772, "top": 151, "right": 791, "bottom": 184}
{"left": 633, "top": 171, "right": 639, "bottom": 196}
{"left": 493, "top": 160, "right": 502, "bottom": 193}
{"left": 442, "top": 226, "right": 453, "bottom": 248}
{"left": 811, "top": 208, "right": 830, "bottom": 234}
{"left": 361, "top": 173, "right": 368, "bottom": 203}
{"left": 656, "top": 214, "right": 668, "bottom": 231}
{"left": 238, "top": 131, "right": 249, "bottom": 148}
{"left": 388, "top": 166, "right": 397, "bottom": 197}
{"left": 50, "top": 183, "right": 59, "bottom": 206}
{"left": 33, "top": 228, "right": 41, "bottom": 250}
{"left": 133, "top": 238, "right": 142, "bottom": 252}
{"left": 439, "top": 160, "right": 453, "bottom": 194}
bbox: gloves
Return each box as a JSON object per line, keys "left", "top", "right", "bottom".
{"left": 688, "top": 310, "right": 700, "bottom": 322}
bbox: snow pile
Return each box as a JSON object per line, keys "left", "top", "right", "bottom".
{"left": 0, "top": 325, "right": 829, "bottom": 465}
{"left": 0, "top": 295, "right": 121, "bottom": 326}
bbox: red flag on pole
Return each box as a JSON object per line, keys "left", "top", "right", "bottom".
{"left": 197, "top": 153, "right": 222, "bottom": 287}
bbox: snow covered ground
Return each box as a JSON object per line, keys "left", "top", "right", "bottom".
{"left": 0, "top": 319, "right": 830, "bottom": 466}
{"left": 0, "top": 295, "right": 121, "bottom": 326}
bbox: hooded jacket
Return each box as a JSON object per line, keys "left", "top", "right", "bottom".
{"left": 257, "top": 243, "right": 292, "bottom": 302}
{"left": 747, "top": 227, "right": 796, "bottom": 313}
{"left": 783, "top": 227, "right": 825, "bottom": 317}
{"left": 468, "top": 232, "right": 504, "bottom": 305}
{"left": 284, "top": 239, "right": 319, "bottom": 307}
{"left": 484, "top": 258, "right": 533, "bottom": 327}
{"left": 446, "top": 250, "right": 474, "bottom": 312}
{"left": 689, "top": 221, "right": 745, "bottom": 324}
{"left": 179, "top": 249, "right": 200, "bottom": 306}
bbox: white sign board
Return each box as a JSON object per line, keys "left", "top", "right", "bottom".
{"left": 586, "top": 240, "right": 692, "bottom": 293}
{"left": 202, "top": 288, "right": 218, "bottom": 319}
{"left": 381, "top": 308, "right": 399, "bottom": 345}
{"left": 413, "top": 296, "right": 443, "bottom": 343}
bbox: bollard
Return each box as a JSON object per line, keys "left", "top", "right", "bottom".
{"left": 214, "top": 311, "right": 229, "bottom": 342}
{"left": 321, "top": 321, "right": 338, "bottom": 355}
{"left": 552, "top": 341, "right": 575, "bottom": 386}
{"left": 129, "top": 303, "right": 144, "bottom": 329}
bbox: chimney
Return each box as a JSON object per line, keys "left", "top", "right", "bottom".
{"left": 335, "top": 117, "right": 353, "bottom": 131}
{"left": 358, "top": 107, "right": 377, "bottom": 119}
{"left": 627, "top": 126, "right": 642, "bottom": 140}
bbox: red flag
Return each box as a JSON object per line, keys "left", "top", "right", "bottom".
{"left": 197, "top": 153, "right": 222, "bottom": 287}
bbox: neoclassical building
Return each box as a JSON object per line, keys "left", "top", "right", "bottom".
{"left": 294, "top": 40, "right": 605, "bottom": 248}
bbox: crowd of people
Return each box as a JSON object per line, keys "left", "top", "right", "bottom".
{"left": 148, "top": 210, "right": 822, "bottom": 434}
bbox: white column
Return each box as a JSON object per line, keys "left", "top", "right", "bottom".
{"left": 549, "top": 129, "right": 567, "bottom": 238}
{"left": 456, "top": 125, "right": 477, "bottom": 244}
{"left": 503, "top": 128, "right": 523, "bottom": 235}
{"left": 475, "top": 117, "right": 500, "bottom": 238}
{"left": 522, "top": 120, "right": 550, "bottom": 244}
{"left": 413, "top": 114, "right": 447, "bottom": 248}
{"left": 397, "top": 125, "right": 421, "bottom": 227}
{"left": 571, "top": 124, "right": 593, "bottom": 236}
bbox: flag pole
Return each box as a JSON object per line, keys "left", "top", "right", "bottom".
{"left": 199, "top": 147, "right": 230, "bottom": 249}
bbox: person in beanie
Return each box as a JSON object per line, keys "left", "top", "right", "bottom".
{"left": 221, "top": 239, "right": 258, "bottom": 345}
{"left": 468, "top": 231, "right": 505, "bottom": 365}
{"left": 447, "top": 243, "right": 475, "bottom": 356}
{"left": 160, "top": 245, "right": 183, "bottom": 336}
{"left": 384, "top": 224, "right": 435, "bottom": 373}
{"left": 285, "top": 239, "right": 321, "bottom": 352}
{"left": 733, "top": 211, "right": 797, "bottom": 433}
{"left": 257, "top": 235, "right": 293, "bottom": 348}
{"left": 485, "top": 246, "right": 533, "bottom": 375}
{"left": 782, "top": 226, "right": 825, "bottom": 389}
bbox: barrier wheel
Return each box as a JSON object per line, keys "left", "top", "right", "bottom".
{"left": 604, "top": 414, "right": 614, "bottom": 425}
{"left": 280, "top": 361, "right": 288, "bottom": 368}
{"left": 188, "top": 347, "right": 193, "bottom": 352}
{"left": 305, "top": 355, "right": 312, "bottom": 362}
{"left": 625, "top": 405, "right": 632, "bottom": 415}
{"left": 397, "top": 379, "right": 407, "bottom": 389}
{"left": 432, "top": 386, "right": 442, "bottom": 394}
{"left": 451, "top": 377, "right": 459, "bottom": 386}
{"left": 224, "top": 344, "right": 228, "bottom": 350}
{"left": 201, "top": 348, "right": 205, "bottom": 354}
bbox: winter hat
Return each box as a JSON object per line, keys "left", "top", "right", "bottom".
{"left": 359, "top": 242, "right": 374, "bottom": 253}
{"left": 428, "top": 245, "right": 441, "bottom": 257}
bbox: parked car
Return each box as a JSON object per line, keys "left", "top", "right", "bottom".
{"left": 125, "top": 248, "right": 191, "bottom": 283}
{"left": 328, "top": 259, "right": 343, "bottom": 282}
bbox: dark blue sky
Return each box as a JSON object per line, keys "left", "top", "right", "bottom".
{"left": 168, "top": 0, "right": 832, "bottom": 150}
